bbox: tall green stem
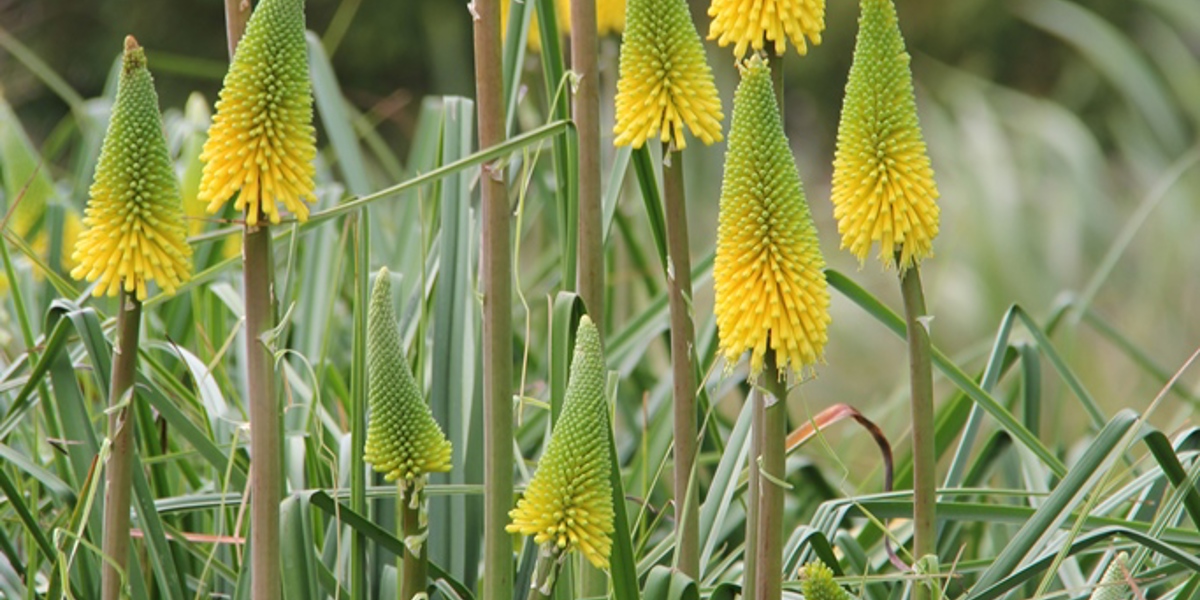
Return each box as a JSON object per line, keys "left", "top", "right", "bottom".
{"left": 661, "top": 142, "right": 699, "bottom": 579}
{"left": 398, "top": 486, "right": 427, "bottom": 600}
{"left": 743, "top": 385, "right": 761, "bottom": 600}
{"left": 572, "top": 0, "right": 604, "bottom": 333}
{"left": 244, "top": 222, "right": 281, "bottom": 600}
{"left": 100, "top": 292, "right": 142, "bottom": 600}
{"left": 527, "top": 547, "right": 564, "bottom": 600}
{"left": 754, "top": 352, "right": 787, "bottom": 600}
{"left": 221, "top": 2, "right": 281, "bottom": 597}
{"left": 900, "top": 265, "right": 936, "bottom": 600}
{"left": 472, "top": 1, "right": 515, "bottom": 598}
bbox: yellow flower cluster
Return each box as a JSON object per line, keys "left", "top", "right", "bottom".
{"left": 363, "top": 269, "right": 453, "bottom": 484}
{"left": 831, "top": 0, "right": 939, "bottom": 270}
{"left": 800, "top": 561, "right": 850, "bottom": 600}
{"left": 500, "top": 0, "right": 625, "bottom": 53}
{"left": 199, "top": 0, "right": 316, "bottom": 226}
{"left": 507, "top": 316, "right": 614, "bottom": 568}
{"left": 714, "top": 56, "right": 830, "bottom": 376}
{"left": 708, "top": 0, "right": 825, "bottom": 57}
{"left": 613, "top": 0, "right": 723, "bottom": 149}
{"left": 70, "top": 37, "right": 191, "bottom": 300}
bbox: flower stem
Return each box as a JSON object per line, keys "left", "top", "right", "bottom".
{"left": 661, "top": 141, "right": 699, "bottom": 579}
{"left": 900, "top": 264, "right": 937, "bottom": 600}
{"left": 572, "top": 0, "right": 604, "bottom": 333}
{"left": 472, "top": 1, "right": 515, "bottom": 598}
{"left": 220, "top": 3, "right": 281, "bottom": 598}
{"left": 244, "top": 221, "right": 281, "bottom": 600}
{"left": 100, "top": 291, "right": 142, "bottom": 600}
{"left": 743, "top": 384, "right": 761, "bottom": 600}
{"left": 398, "top": 485, "right": 427, "bottom": 600}
{"left": 754, "top": 350, "right": 787, "bottom": 600}
{"left": 527, "top": 546, "right": 564, "bottom": 600}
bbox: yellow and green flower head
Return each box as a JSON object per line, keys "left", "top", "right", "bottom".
{"left": 199, "top": 0, "right": 316, "bottom": 226}
{"left": 1088, "top": 552, "right": 1130, "bottom": 600}
{"left": 363, "top": 268, "right": 452, "bottom": 485}
{"left": 708, "top": 0, "right": 825, "bottom": 57}
{"left": 713, "top": 55, "right": 830, "bottom": 376}
{"left": 507, "top": 316, "right": 614, "bottom": 569}
{"left": 613, "top": 0, "right": 723, "bottom": 149}
{"left": 801, "top": 561, "right": 850, "bottom": 600}
{"left": 70, "top": 37, "right": 192, "bottom": 301}
{"left": 830, "top": 0, "right": 939, "bottom": 270}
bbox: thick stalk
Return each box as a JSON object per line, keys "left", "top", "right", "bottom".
{"left": 743, "top": 386, "right": 761, "bottom": 600}
{"left": 901, "top": 265, "right": 936, "bottom": 600}
{"left": 100, "top": 292, "right": 142, "bottom": 600}
{"left": 472, "top": 1, "right": 515, "bottom": 598}
{"left": 527, "top": 547, "right": 564, "bottom": 600}
{"left": 244, "top": 222, "right": 280, "bottom": 600}
{"left": 572, "top": 0, "right": 604, "bottom": 332}
{"left": 754, "top": 352, "right": 787, "bottom": 600}
{"left": 661, "top": 142, "right": 698, "bottom": 578}
{"left": 398, "top": 486, "right": 427, "bottom": 600}
{"left": 222, "top": 2, "right": 281, "bottom": 597}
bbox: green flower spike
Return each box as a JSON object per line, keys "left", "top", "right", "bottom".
{"left": 363, "top": 268, "right": 452, "bottom": 492}
{"left": 1088, "top": 552, "right": 1130, "bottom": 600}
{"left": 71, "top": 36, "right": 192, "bottom": 301}
{"left": 507, "top": 315, "right": 615, "bottom": 569}
{"left": 714, "top": 55, "right": 831, "bottom": 377}
{"left": 830, "top": 0, "right": 939, "bottom": 270}
{"left": 612, "top": 0, "right": 724, "bottom": 149}
{"left": 800, "top": 561, "right": 850, "bottom": 600}
{"left": 199, "top": 0, "right": 316, "bottom": 226}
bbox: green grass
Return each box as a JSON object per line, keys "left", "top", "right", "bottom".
{"left": 1, "top": 0, "right": 1200, "bottom": 598}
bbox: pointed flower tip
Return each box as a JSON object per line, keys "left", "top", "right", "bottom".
{"left": 198, "top": 0, "right": 316, "bottom": 226}
{"left": 831, "top": 0, "right": 939, "bottom": 271}
{"left": 71, "top": 38, "right": 191, "bottom": 301}
{"left": 364, "top": 270, "right": 453, "bottom": 483}
{"left": 800, "top": 561, "right": 850, "bottom": 600}
{"left": 612, "top": 0, "right": 723, "bottom": 150}
{"left": 713, "top": 54, "right": 830, "bottom": 377}
{"left": 708, "top": 0, "right": 826, "bottom": 57}
{"left": 507, "top": 314, "right": 614, "bottom": 569}
{"left": 1088, "top": 552, "right": 1130, "bottom": 600}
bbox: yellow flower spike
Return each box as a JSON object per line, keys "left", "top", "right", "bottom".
{"left": 363, "top": 268, "right": 452, "bottom": 485}
{"left": 800, "top": 561, "right": 851, "bottom": 600}
{"left": 713, "top": 55, "right": 830, "bottom": 376}
{"left": 708, "top": 0, "right": 825, "bottom": 58}
{"left": 613, "top": 0, "right": 723, "bottom": 149}
{"left": 199, "top": 0, "right": 315, "bottom": 226}
{"left": 507, "top": 316, "right": 614, "bottom": 569}
{"left": 831, "top": 0, "right": 939, "bottom": 270}
{"left": 70, "top": 37, "right": 192, "bottom": 301}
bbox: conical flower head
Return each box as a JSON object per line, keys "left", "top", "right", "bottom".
{"left": 1088, "top": 552, "right": 1130, "bottom": 600}
{"left": 714, "top": 55, "right": 830, "bottom": 376}
{"left": 708, "top": 0, "right": 825, "bottom": 57}
{"left": 70, "top": 37, "right": 192, "bottom": 301}
{"left": 613, "top": 0, "right": 723, "bottom": 149}
{"left": 199, "top": 0, "right": 316, "bottom": 226}
{"left": 800, "top": 561, "right": 850, "bottom": 600}
{"left": 507, "top": 316, "right": 614, "bottom": 568}
{"left": 363, "top": 269, "right": 452, "bottom": 483}
{"left": 831, "top": 0, "right": 939, "bottom": 270}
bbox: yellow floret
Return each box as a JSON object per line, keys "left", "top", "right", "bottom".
{"left": 708, "top": 0, "right": 825, "bottom": 57}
